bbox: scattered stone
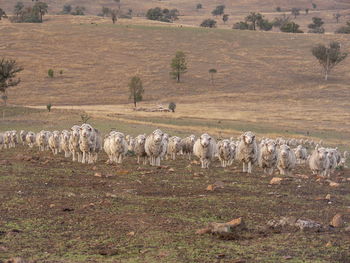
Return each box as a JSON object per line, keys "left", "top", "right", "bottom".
{"left": 295, "top": 174, "right": 309, "bottom": 179}
{"left": 127, "top": 231, "right": 135, "bottom": 236}
{"left": 325, "top": 194, "right": 331, "bottom": 200}
{"left": 92, "top": 166, "right": 97, "bottom": 171}
{"left": 191, "top": 160, "right": 200, "bottom": 165}
{"left": 206, "top": 185, "right": 215, "bottom": 191}
{"left": 329, "top": 181, "right": 340, "bottom": 187}
{"left": 344, "top": 226, "right": 350, "bottom": 232}
{"left": 49, "top": 204, "right": 55, "bottom": 208}
{"left": 196, "top": 217, "right": 246, "bottom": 238}
{"left": 283, "top": 255, "right": 293, "bottom": 260}
{"left": 168, "top": 168, "right": 175, "bottom": 172}
{"left": 330, "top": 214, "right": 343, "bottom": 228}
{"left": 270, "top": 177, "right": 283, "bottom": 185}
{"left": 106, "top": 193, "right": 118, "bottom": 198}
{"left": 295, "top": 219, "right": 322, "bottom": 232}
{"left": 268, "top": 217, "right": 322, "bottom": 232}
{"left": 325, "top": 241, "right": 333, "bottom": 247}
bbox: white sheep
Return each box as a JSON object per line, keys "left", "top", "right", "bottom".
{"left": 79, "top": 124, "right": 101, "bottom": 164}
{"left": 326, "top": 148, "right": 338, "bottom": 176}
{"left": 49, "top": 131, "right": 60, "bottom": 155}
{"left": 277, "top": 144, "right": 296, "bottom": 176}
{"left": 69, "top": 125, "right": 81, "bottom": 162}
{"left": 60, "top": 130, "right": 71, "bottom": 158}
{"left": 167, "top": 136, "right": 182, "bottom": 160}
{"left": 36, "top": 130, "right": 49, "bottom": 151}
{"left": 106, "top": 131, "right": 128, "bottom": 164}
{"left": 193, "top": 133, "right": 217, "bottom": 169}
{"left": 9, "top": 130, "right": 18, "bottom": 148}
{"left": 3, "top": 131, "right": 11, "bottom": 149}
{"left": 217, "top": 139, "right": 232, "bottom": 168}
{"left": 145, "top": 129, "right": 165, "bottom": 167}
{"left": 134, "top": 134, "right": 147, "bottom": 165}
{"left": 236, "top": 131, "right": 258, "bottom": 174}
{"left": 259, "top": 139, "right": 278, "bottom": 175}
{"left": 181, "top": 135, "right": 196, "bottom": 160}
{"left": 19, "top": 130, "right": 27, "bottom": 145}
{"left": 25, "top": 132, "right": 36, "bottom": 148}
{"left": 0, "top": 133, "right": 4, "bottom": 150}
{"left": 309, "top": 146, "right": 330, "bottom": 177}
{"left": 294, "top": 145, "right": 308, "bottom": 164}
{"left": 228, "top": 141, "right": 237, "bottom": 166}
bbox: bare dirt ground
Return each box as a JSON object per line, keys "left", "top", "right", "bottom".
{"left": 1, "top": 107, "right": 350, "bottom": 263}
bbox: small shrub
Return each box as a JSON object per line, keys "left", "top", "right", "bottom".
{"left": 200, "top": 19, "right": 216, "bottom": 28}
{"left": 276, "top": 7, "right": 282, "bottom": 12}
{"left": 48, "top": 69, "right": 54, "bottom": 78}
{"left": 233, "top": 21, "right": 250, "bottom": 30}
{"left": 59, "top": 70, "right": 63, "bottom": 75}
{"left": 46, "top": 103, "right": 52, "bottom": 112}
{"left": 80, "top": 113, "right": 91, "bottom": 123}
{"left": 168, "top": 102, "right": 176, "bottom": 112}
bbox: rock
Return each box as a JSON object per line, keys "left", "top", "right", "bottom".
{"left": 270, "top": 177, "right": 283, "bottom": 185}
{"left": 206, "top": 185, "right": 216, "bottom": 191}
{"left": 127, "top": 231, "right": 135, "bottom": 236}
{"left": 94, "top": 172, "right": 103, "bottom": 177}
{"left": 191, "top": 160, "right": 200, "bottom": 165}
{"left": 168, "top": 168, "right": 175, "bottom": 172}
{"left": 295, "top": 174, "right": 309, "bottom": 179}
{"left": 325, "top": 241, "right": 332, "bottom": 247}
{"left": 325, "top": 194, "right": 331, "bottom": 200}
{"left": 195, "top": 227, "right": 212, "bottom": 235}
{"left": 328, "top": 181, "right": 340, "bottom": 187}
{"left": 330, "top": 214, "right": 343, "bottom": 228}
{"left": 267, "top": 216, "right": 297, "bottom": 229}
{"left": 196, "top": 217, "right": 246, "bottom": 237}
{"left": 213, "top": 181, "right": 225, "bottom": 189}
{"left": 344, "top": 226, "right": 350, "bottom": 232}
{"left": 106, "top": 193, "right": 118, "bottom": 198}
{"left": 49, "top": 204, "right": 55, "bottom": 208}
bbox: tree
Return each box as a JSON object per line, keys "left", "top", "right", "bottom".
{"left": 72, "top": 6, "right": 85, "bottom": 16}
{"left": 200, "top": 19, "right": 216, "bottom": 28}
{"left": 170, "top": 51, "right": 187, "bottom": 83}
{"left": 208, "top": 68, "right": 217, "bottom": 85}
{"left": 273, "top": 14, "right": 291, "bottom": 29}
{"left": 0, "top": 58, "right": 23, "bottom": 105}
{"left": 233, "top": 21, "right": 250, "bottom": 30}
{"left": 222, "top": 14, "right": 229, "bottom": 24}
{"left": 110, "top": 9, "right": 118, "bottom": 24}
{"left": 168, "top": 102, "right": 176, "bottom": 112}
{"left": 196, "top": 3, "right": 203, "bottom": 10}
{"left": 101, "top": 7, "right": 111, "bottom": 17}
{"left": 308, "top": 17, "right": 325, "bottom": 33}
{"left": 276, "top": 7, "right": 281, "bottom": 12}
{"left": 33, "top": 2, "right": 48, "bottom": 22}
{"left": 14, "top": 2, "right": 24, "bottom": 17}
{"left": 146, "top": 7, "right": 178, "bottom": 22}
{"left": 128, "top": 76, "right": 144, "bottom": 107}
{"left": 0, "top": 8, "right": 7, "bottom": 20}
{"left": 312, "top": 42, "right": 347, "bottom": 80}
{"left": 312, "top": 3, "right": 317, "bottom": 9}
{"left": 334, "top": 13, "right": 341, "bottom": 23}
{"left": 62, "top": 4, "right": 72, "bottom": 14}
{"left": 257, "top": 18, "right": 273, "bottom": 31}
{"left": 280, "top": 21, "right": 303, "bottom": 33}
{"left": 211, "top": 5, "right": 225, "bottom": 17}
{"left": 245, "top": 12, "right": 262, "bottom": 30}
{"left": 305, "top": 8, "right": 309, "bottom": 15}
{"left": 291, "top": 8, "right": 300, "bottom": 19}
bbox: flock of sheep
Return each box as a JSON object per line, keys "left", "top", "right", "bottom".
{"left": 0, "top": 125, "right": 348, "bottom": 177}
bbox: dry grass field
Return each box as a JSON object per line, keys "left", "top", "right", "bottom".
{"left": 0, "top": 107, "right": 350, "bottom": 263}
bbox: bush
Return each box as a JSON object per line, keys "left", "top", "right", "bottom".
{"left": 257, "top": 19, "right": 273, "bottom": 31}
{"left": 146, "top": 7, "right": 178, "bottom": 22}
{"left": 71, "top": 6, "right": 85, "bottom": 16}
{"left": 200, "top": 19, "right": 216, "bottom": 28}
{"left": 48, "top": 69, "right": 54, "bottom": 78}
{"left": 168, "top": 102, "right": 176, "bottom": 112}
{"left": 233, "top": 21, "right": 250, "bottom": 30}
{"left": 276, "top": 7, "right": 282, "bottom": 12}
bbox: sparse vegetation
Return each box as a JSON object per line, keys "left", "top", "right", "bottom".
{"left": 11, "top": 1, "right": 47, "bottom": 23}
{"left": 170, "top": 51, "right": 187, "bottom": 83}
{"left": 273, "top": 14, "right": 291, "bottom": 29}
{"left": 0, "top": 58, "right": 23, "bottom": 106}
{"left": 146, "top": 7, "right": 179, "bottom": 23}
{"left": 291, "top": 8, "right": 300, "bottom": 19}
{"left": 211, "top": 5, "right": 225, "bottom": 17}
{"left": 312, "top": 3, "right": 317, "bottom": 9}
{"left": 245, "top": 12, "right": 263, "bottom": 30}
{"left": 196, "top": 3, "right": 202, "bottom": 11}
{"left": 48, "top": 69, "right": 54, "bottom": 78}
{"left": 305, "top": 8, "right": 309, "bottom": 15}
{"left": 71, "top": 6, "right": 85, "bottom": 16}
{"left": 233, "top": 21, "right": 250, "bottom": 30}
{"left": 200, "top": 18, "right": 216, "bottom": 28}
{"left": 280, "top": 21, "right": 303, "bottom": 33}
{"left": 308, "top": 17, "right": 325, "bottom": 33}
{"left": 80, "top": 113, "right": 91, "bottom": 123}
{"left": 168, "top": 102, "right": 176, "bottom": 112}
{"left": 335, "top": 21, "right": 350, "bottom": 34}
{"left": 128, "top": 76, "right": 144, "bottom": 107}
{"left": 312, "top": 41, "right": 348, "bottom": 80}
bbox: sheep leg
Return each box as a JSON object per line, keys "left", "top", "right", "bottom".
{"left": 82, "top": 151, "right": 86, "bottom": 164}
{"left": 242, "top": 162, "right": 247, "bottom": 173}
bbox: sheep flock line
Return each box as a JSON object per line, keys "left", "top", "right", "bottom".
{"left": 0, "top": 124, "right": 348, "bottom": 177}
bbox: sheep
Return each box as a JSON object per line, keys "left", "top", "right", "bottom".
{"left": 145, "top": 129, "right": 165, "bottom": 167}
{"left": 193, "top": 133, "right": 217, "bottom": 169}
{"left": 9, "top": 130, "right": 18, "bottom": 148}
{"left": 338, "top": 151, "right": 348, "bottom": 169}
{"left": 0, "top": 133, "right": 4, "bottom": 150}
{"left": 25, "top": 132, "right": 36, "bottom": 148}
{"left": 79, "top": 124, "right": 101, "bottom": 164}
{"left": 277, "top": 144, "right": 296, "bottom": 176}
{"left": 236, "top": 131, "right": 258, "bottom": 174}
{"left": 69, "top": 125, "right": 81, "bottom": 162}
{"left": 107, "top": 131, "right": 128, "bottom": 164}
{"left": 326, "top": 148, "right": 338, "bottom": 176}
{"left": 19, "top": 130, "right": 27, "bottom": 145}
{"left": 125, "top": 135, "right": 135, "bottom": 152}
{"left": 160, "top": 133, "right": 169, "bottom": 160}
{"left": 48, "top": 131, "right": 60, "bottom": 155}
{"left": 294, "top": 145, "right": 308, "bottom": 164}
{"left": 36, "top": 130, "right": 49, "bottom": 151}
{"left": 60, "top": 130, "right": 71, "bottom": 158}
{"left": 181, "top": 135, "right": 196, "bottom": 160}
{"left": 167, "top": 136, "right": 182, "bottom": 160}
{"left": 217, "top": 139, "right": 232, "bottom": 168}
{"left": 309, "top": 146, "right": 330, "bottom": 177}
{"left": 3, "top": 131, "right": 11, "bottom": 149}
{"left": 134, "top": 134, "right": 147, "bottom": 164}
{"left": 258, "top": 139, "right": 278, "bottom": 175}
{"left": 228, "top": 141, "right": 237, "bottom": 166}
